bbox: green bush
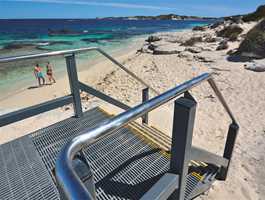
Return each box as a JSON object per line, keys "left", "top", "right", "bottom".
{"left": 242, "top": 5, "right": 265, "bottom": 22}
{"left": 217, "top": 25, "right": 243, "bottom": 41}
{"left": 238, "top": 19, "right": 265, "bottom": 58}
{"left": 181, "top": 37, "right": 203, "bottom": 46}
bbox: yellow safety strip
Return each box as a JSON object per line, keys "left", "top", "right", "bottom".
{"left": 99, "top": 107, "right": 208, "bottom": 168}
{"left": 191, "top": 172, "right": 204, "bottom": 181}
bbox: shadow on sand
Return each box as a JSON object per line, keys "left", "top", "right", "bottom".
{"left": 226, "top": 53, "right": 252, "bottom": 63}
{"left": 27, "top": 83, "right": 52, "bottom": 90}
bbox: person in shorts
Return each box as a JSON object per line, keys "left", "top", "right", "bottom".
{"left": 34, "top": 64, "right": 45, "bottom": 86}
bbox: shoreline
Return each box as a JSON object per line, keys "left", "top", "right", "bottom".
{"left": 0, "top": 36, "right": 145, "bottom": 103}
{"left": 0, "top": 19, "right": 211, "bottom": 99}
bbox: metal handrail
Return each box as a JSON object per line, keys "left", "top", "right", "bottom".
{"left": 55, "top": 73, "right": 237, "bottom": 199}
{"left": 0, "top": 47, "right": 159, "bottom": 95}
{"left": 207, "top": 79, "right": 236, "bottom": 123}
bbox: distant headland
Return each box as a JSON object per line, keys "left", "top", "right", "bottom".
{"left": 96, "top": 5, "right": 265, "bottom": 21}
{"left": 97, "top": 14, "right": 217, "bottom": 21}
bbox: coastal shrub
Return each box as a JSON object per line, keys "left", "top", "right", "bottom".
{"left": 224, "top": 16, "right": 243, "bottom": 24}
{"left": 242, "top": 5, "right": 265, "bottom": 22}
{"left": 238, "top": 19, "right": 265, "bottom": 59}
{"left": 217, "top": 24, "right": 243, "bottom": 41}
{"left": 228, "top": 33, "right": 240, "bottom": 41}
{"left": 181, "top": 37, "right": 203, "bottom": 46}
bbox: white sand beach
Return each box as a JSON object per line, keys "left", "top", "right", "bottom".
{"left": 0, "top": 20, "right": 265, "bottom": 200}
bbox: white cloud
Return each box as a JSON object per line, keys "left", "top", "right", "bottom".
{"left": 4, "top": 0, "right": 172, "bottom": 10}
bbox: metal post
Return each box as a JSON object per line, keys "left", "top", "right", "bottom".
{"left": 65, "top": 54, "right": 83, "bottom": 117}
{"left": 218, "top": 123, "right": 239, "bottom": 180}
{"left": 169, "top": 96, "right": 197, "bottom": 200}
{"left": 142, "top": 87, "right": 149, "bottom": 124}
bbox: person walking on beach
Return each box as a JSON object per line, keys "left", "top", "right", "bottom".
{"left": 46, "top": 62, "right": 56, "bottom": 84}
{"left": 34, "top": 64, "right": 45, "bottom": 86}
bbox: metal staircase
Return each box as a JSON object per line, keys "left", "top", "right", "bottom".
{"left": 0, "top": 47, "right": 239, "bottom": 200}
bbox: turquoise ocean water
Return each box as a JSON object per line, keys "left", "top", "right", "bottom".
{"left": 0, "top": 19, "right": 213, "bottom": 97}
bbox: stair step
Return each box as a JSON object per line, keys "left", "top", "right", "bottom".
{"left": 130, "top": 122, "right": 171, "bottom": 147}
{"left": 128, "top": 121, "right": 207, "bottom": 168}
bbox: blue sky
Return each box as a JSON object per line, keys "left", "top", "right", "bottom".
{"left": 0, "top": 0, "right": 264, "bottom": 19}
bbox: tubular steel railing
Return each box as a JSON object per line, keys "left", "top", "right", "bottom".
{"left": 54, "top": 72, "right": 238, "bottom": 200}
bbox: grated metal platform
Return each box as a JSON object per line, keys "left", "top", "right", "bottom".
{"left": 31, "top": 107, "right": 171, "bottom": 199}
{"left": 0, "top": 107, "right": 217, "bottom": 200}
{"left": 0, "top": 136, "right": 60, "bottom": 200}
{"left": 31, "top": 107, "right": 110, "bottom": 181}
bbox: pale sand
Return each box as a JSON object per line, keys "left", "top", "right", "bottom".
{"left": 0, "top": 21, "right": 265, "bottom": 199}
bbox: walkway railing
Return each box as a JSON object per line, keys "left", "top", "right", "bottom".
{"left": 55, "top": 72, "right": 239, "bottom": 200}
{"left": 0, "top": 47, "right": 158, "bottom": 127}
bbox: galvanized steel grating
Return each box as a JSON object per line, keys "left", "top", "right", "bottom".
{"left": 31, "top": 107, "right": 110, "bottom": 180}
{"left": 31, "top": 107, "right": 171, "bottom": 199}
{"left": 0, "top": 136, "right": 59, "bottom": 200}
{"left": 31, "top": 107, "right": 208, "bottom": 200}
{"left": 0, "top": 107, "right": 215, "bottom": 199}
